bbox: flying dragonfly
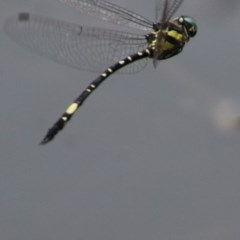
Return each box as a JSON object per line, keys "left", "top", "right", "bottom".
{"left": 4, "top": 0, "right": 197, "bottom": 145}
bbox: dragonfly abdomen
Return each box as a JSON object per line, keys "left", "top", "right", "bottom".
{"left": 40, "top": 49, "right": 151, "bottom": 144}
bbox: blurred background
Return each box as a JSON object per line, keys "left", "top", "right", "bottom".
{"left": 0, "top": 0, "right": 240, "bottom": 239}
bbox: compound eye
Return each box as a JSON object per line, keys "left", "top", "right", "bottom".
{"left": 180, "top": 16, "right": 197, "bottom": 38}
{"left": 189, "top": 26, "right": 197, "bottom": 37}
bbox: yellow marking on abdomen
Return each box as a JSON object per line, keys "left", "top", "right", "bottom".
{"left": 62, "top": 116, "right": 68, "bottom": 121}
{"left": 102, "top": 73, "right": 107, "bottom": 77}
{"left": 66, "top": 103, "right": 78, "bottom": 114}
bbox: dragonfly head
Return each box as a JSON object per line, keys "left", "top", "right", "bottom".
{"left": 173, "top": 16, "right": 197, "bottom": 38}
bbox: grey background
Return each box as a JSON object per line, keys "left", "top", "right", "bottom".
{"left": 1, "top": 0, "right": 240, "bottom": 239}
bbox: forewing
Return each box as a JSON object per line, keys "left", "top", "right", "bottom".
{"left": 4, "top": 13, "right": 149, "bottom": 73}
{"left": 58, "top": 0, "right": 153, "bottom": 31}
{"left": 155, "top": 0, "right": 183, "bottom": 23}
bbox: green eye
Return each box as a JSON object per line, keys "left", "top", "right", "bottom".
{"left": 182, "top": 16, "right": 197, "bottom": 37}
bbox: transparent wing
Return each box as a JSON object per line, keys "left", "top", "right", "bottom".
{"left": 155, "top": 0, "right": 183, "bottom": 23}
{"left": 58, "top": 0, "right": 153, "bottom": 31}
{"left": 4, "top": 13, "right": 149, "bottom": 73}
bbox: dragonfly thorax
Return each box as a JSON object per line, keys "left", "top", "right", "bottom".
{"left": 146, "top": 15, "right": 197, "bottom": 60}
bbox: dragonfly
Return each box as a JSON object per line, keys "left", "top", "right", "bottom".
{"left": 4, "top": 0, "right": 197, "bottom": 145}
